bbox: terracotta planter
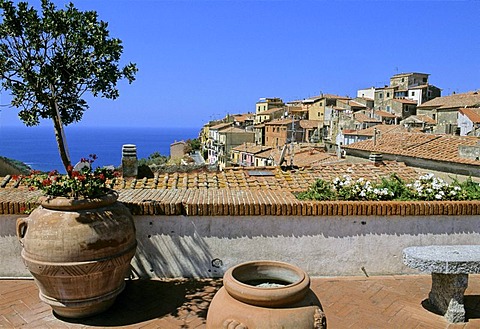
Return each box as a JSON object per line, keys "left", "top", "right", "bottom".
{"left": 206, "top": 260, "right": 326, "bottom": 329}
{"left": 16, "top": 192, "right": 137, "bottom": 318}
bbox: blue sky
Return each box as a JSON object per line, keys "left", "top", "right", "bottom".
{"left": 1, "top": 0, "right": 479, "bottom": 128}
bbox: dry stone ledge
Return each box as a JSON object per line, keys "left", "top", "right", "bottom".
{"left": 403, "top": 245, "right": 480, "bottom": 323}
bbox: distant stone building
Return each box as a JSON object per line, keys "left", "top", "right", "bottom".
{"left": 170, "top": 141, "right": 187, "bottom": 161}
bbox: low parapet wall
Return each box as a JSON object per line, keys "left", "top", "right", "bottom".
{"left": 2, "top": 189, "right": 480, "bottom": 278}
{"left": 2, "top": 213, "right": 480, "bottom": 278}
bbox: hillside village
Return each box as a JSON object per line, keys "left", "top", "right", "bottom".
{"left": 198, "top": 72, "right": 480, "bottom": 178}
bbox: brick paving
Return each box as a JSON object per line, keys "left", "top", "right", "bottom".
{"left": 1, "top": 275, "right": 480, "bottom": 328}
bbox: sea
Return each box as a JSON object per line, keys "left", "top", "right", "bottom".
{"left": 0, "top": 125, "right": 199, "bottom": 173}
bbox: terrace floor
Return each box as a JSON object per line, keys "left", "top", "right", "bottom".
{"left": 1, "top": 275, "right": 480, "bottom": 329}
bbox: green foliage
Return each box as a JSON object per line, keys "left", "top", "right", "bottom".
{"left": 297, "top": 173, "right": 480, "bottom": 202}
{"left": 186, "top": 138, "right": 201, "bottom": 152}
{"left": 0, "top": 0, "right": 137, "bottom": 126}
{"left": 297, "top": 179, "right": 335, "bottom": 201}
{"left": 23, "top": 155, "right": 118, "bottom": 198}
{"left": 452, "top": 177, "right": 480, "bottom": 200}
{"left": 137, "top": 152, "right": 169, "bottom": 166}
{"left": 377, "top": 173, "right": 414, "bottom": 201}
{"left": 0, "top": 0, "right": 137, "bottom": 172}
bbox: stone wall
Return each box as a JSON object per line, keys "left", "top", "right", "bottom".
{"left": 2, "top": 189, "right": 480, "bottom": 278}
{"left": 2, "top": 209, "right": 480, "bottom": 278}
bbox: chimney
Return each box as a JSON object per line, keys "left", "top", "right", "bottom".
{"left": 369, "top": 153, "right": 383, "bottom": 166}
{"left": 122, "top": 144, "right": 138, "bottom": 178}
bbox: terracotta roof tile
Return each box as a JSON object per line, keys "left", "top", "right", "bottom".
{"left": 344, "top": 131, "right": 480, "bottom": 165}
{"left": 265, "top": 118, "right": 298, "bottom": 126}
{"left": 1, "top": 161, "right": 420, "bottom": 193}
{"left": 343, "top": 124, "right": 405, "bottom": 137}
{"left": 210, "top": 122, "right": 233, "bottom": 130}
{"left": 459, "top": 108, "right": 480, "bottom": 124}
{"left": 299, "top": 120, "right": 321, "bottom": 129}
{"left": 375, "top": 110, "right": 398, "bottom": 118}
{"left": 418, "top": 91, "right": 480, "bottom": 110}
{"left": 393, "top": 98, "right": 417, "bottom": 105}
{"left": 259, "top": 107, "right": 284, "bottom": 115}
{"left": 354, "top": 113, "right": 382, "bottom": 123}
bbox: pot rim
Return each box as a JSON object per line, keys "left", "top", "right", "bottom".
{"left": 223, "top": 260, "right": 310, "bottom": 307}
{"left": 38, "top": 191, "right": 119, "bottom": 211}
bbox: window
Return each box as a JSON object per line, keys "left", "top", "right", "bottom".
{"left": 386, "top": 92, "right": 390, "bottom": 98}
{"left": 379, "top": 93, "right": 383, "bottom": 99}
{"left": 411, "top": 91, "right": 415, "bottom": 96}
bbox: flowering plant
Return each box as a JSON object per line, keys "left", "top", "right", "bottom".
{"left": 23, "top": 155, "right": 119, "bottom": 198}
{"left": 297, "top": 173, "right": 475, "bottom": 202}
{"left": 406, "top": 173, "right": 466, "bottom": 201}
{"left": 332, "top": 175, "right": 394, "bottom": 201}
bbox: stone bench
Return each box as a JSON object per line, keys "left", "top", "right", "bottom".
{"left": 403, "top": 245, "right": 480, "bottom": 323}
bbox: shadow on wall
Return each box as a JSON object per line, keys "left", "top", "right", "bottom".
{"left": 132, "top": 217, "right": 223, "bottom": 279}
{"left": 129, "top": 215, "right": 480, "bottom": 278}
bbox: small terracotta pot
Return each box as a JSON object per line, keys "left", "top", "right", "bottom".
{"left": 206, "top": 260, "right": 326, "bottom": 329}
{"left": 16, "top": 192, "right": 137, "bottom": 318}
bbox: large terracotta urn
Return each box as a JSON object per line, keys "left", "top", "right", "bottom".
{"left": 16, "top": 192, "right": 137, "bottom": 318}
{"left": 206, "top": 260, "right": 327, "bottom": 329}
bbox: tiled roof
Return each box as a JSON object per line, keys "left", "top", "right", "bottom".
{"left": 304, "top": 94, "right": 350, "bottom": 101}
{"left": 337, "top": 100, "right": 367, "bottom": 108}
{"left": 299, "top": 120, "right": 321, "bottom": 129}
{"left": 343, "top": 124, "right": 404, "bottom": 137}
{"left": 391, "top": 72, "right": 429, "bottom": 78}
{"left": 265, "top": 118, "right": 297, "bottom": 126}
{"left": 459, "top": 108, "right": 480, "bottom": 124}
{"left": 0, "top": 161, "right": 420, "bottom": 193}
{"left": 354, "top": 113, "right": 381, "bottom": 123}
{"left": 210, "top": 122, "right": 233, "bottom": 130}
{"left": 231, "top": 143, "right": 272, "bottom": 154}
{"left": 418, "top": 91, "right": 480, "bottom": 110}
{"left": 291, "top": 149, "right": 338, "bottom": 167}
{"left": 232, "top": 113, "right": 254, "bottom": 122}
{"left": 375, "top": 110, "right": 398, "bottom": 118}
{"left": 218, "top": 127, "right": 249, "bottom": 134}
{"left": 401, "top": 115, "right": 436, "bottom": 125}
{"left": 344, "top": 132, "right": 480, "bottom": 165}
{"left": 409, "top": 84, "right": 429, "bottom": 90}
{"left": 393, "top": 98, "right": 417, "bottom": 105}
{"left": 259, "top": 107, "right": 284, "bottom": 115}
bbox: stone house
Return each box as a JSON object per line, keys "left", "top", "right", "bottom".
{"left": 367, "top": 72, "right": 441, "bottom": 118}
{"left": 206, "top": 122, "right": 233, "bottom": 165}
{"left": 302, "top": 94, "right": 350, "bottom": 123}
{"left": 417, "top": 91, "right": 480, "bottom": 134}
{"left": 264, "top": 118, "right": 302, "bottom": 147}
{"left": 254, "top": 97, "right": 284, "bottom": 124}
{"left": 400, "top": 114, "right": 436, "bottom": 133}
{"left": 299, "top": 120, "right": 321, "bottom": 143}
{"left": 170, "top": 141, "right": 187, "bottom": 161}
{"left": 217, "top": 127, "right": 255, "bottom": 170}
{"left": 230, "top": 143, "right": 273, "bottom": 167}
{"left": 255, "top": 107, "right": 285, "bottom": 125}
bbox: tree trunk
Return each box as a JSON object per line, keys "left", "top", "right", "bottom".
{"left": 51, "top": 100, "right": 72, "bottom": 174}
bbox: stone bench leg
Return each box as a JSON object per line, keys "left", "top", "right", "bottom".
{"left": 428, "top": 273, "right": 468, "bottom": 323}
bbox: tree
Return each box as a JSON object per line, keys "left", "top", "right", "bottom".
{"left": 0, "top": 0, "right": 137, "bottom": 172}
